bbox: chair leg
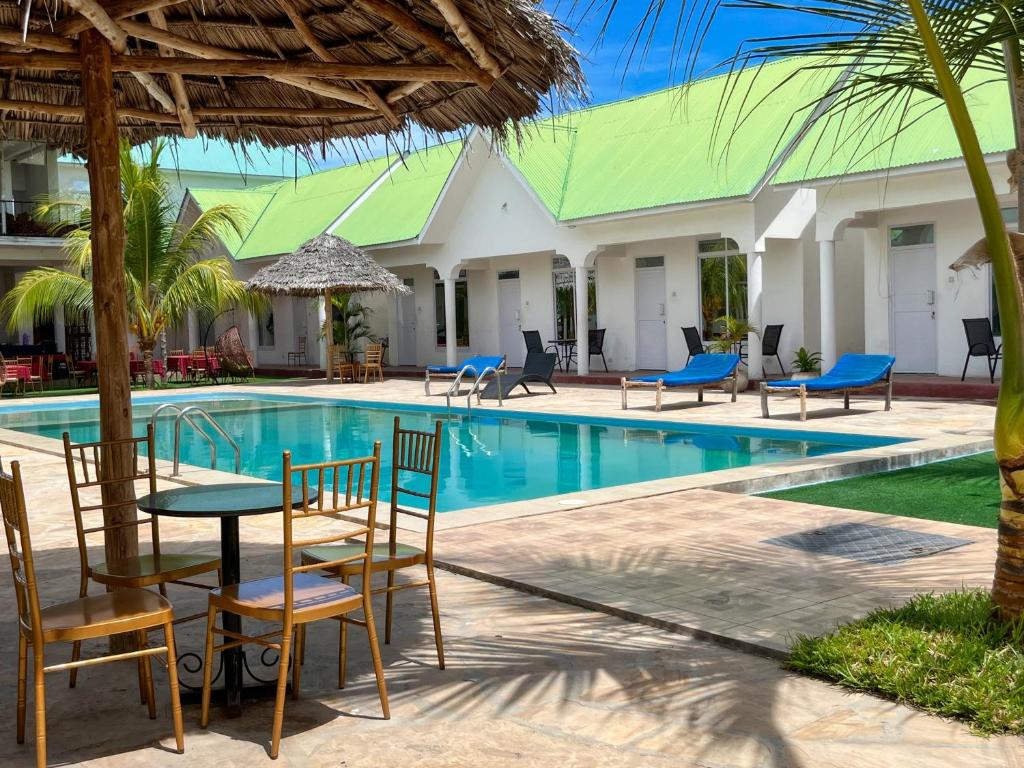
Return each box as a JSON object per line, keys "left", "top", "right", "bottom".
{"left": 338, "top": 575, "right": 349, "bottom": 689}
{"left": 601, "top": 353, "right": 608, "bottom": 372}
{"left": 138, "top": 631, "right": 156, "bottom": 719}
{"left": 363, "top": 596, "right": 390, "bottom": 719}
{"left": 32, "top": 648, "right": 46, "bottom": 768}
{"left": 961, "top": 353, "right": 970, "bottom": 382}
{"left": 269, "top": 627, "right": 293, "bottom": 759}
{"left": 799, "top": 385, "right": 807, "bottom": 421}
{"left": 989, "top": 355, "right": 997, "bottom": 384}
{"left": 291, "top": 625, "right": 303, "bottom": 701}
{"left": 427, "top": 565, "right": 445, "bottom": 670}
{"left": 760, "top": 383, "right": 770, "bottom": 418}
{"left": 163, "top": 620, "right": 185, "bottom": 754}
{"left": 199, "top": 605, "right": 217, "bottom": 729}
{"left": 68, "top": 640, "right": 81, "bottom": 689}
{"left": 843, "top": 390, "right": 850, "bottom": 410}
{"left": 385, "top": 570, "right": 395, "bottom": 645}
{"left": 16, "top": 634, "right": 27, "bottom": 744}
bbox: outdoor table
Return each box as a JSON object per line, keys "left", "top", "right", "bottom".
{"left": 137, "top": 481, "right": 314, "bottom": 716}
{"left": 130, "top": 358, "right": 166, "bottom": 383}
{"left": 1, "top": 363, "right": 30, "bottom": 391}
{"left": 166, "top": 354, "right": 191, "bottom": 380}
{"left": 547, "top": 338, "right": 577, "bottom": 372}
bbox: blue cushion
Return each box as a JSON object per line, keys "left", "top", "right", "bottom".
{"left": 427, "top": 355, "right": 504, "bottom": 376}
{"left": 628, "top": 354, "right": 741, "bottom": 386}
{"left": 768, "top": 354, "right": 895, "bottom": 391}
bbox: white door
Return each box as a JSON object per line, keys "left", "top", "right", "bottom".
{"left": 891, "top": 245, "right": 937, "bottom": 373}
{"left": 397, "top": 279, "right": 417, "bottom": 366}
{"left": 635, "top": 264, "right": 667, "bottom": 370}
{"left": 498, "top": 278, "right": 523, "bottom": 368}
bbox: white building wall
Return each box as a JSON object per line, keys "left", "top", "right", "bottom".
{"left": 762, "top": 238, "right": 805, "bottom": 375}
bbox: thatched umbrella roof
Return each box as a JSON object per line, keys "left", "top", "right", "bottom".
{"left": 4, "top": 0, "right": 583, "bottom": 151}
{"left": 247, "top": 233, "right": 410, "bottom": 296}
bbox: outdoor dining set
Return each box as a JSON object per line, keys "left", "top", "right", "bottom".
{"left": 1, "top": 416, "right": 447, "bottom": 766}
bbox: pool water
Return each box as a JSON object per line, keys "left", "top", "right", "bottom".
{"left": 0, "top": 394, "right": 904, "bottom": 512}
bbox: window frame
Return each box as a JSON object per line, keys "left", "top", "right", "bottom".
{"left": 696, "top": 238, "right": 747, "bottom": 340}
{"left": 433, "top": 270, "right": 470, "bottom": 348}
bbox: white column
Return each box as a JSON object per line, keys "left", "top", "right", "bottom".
{"left": 746, "top": 251, "right": 764, "bottom": 382}
{"left": 186, "top": 311, "right": 198, "bottom": 351}
{"left": 316, "top": 298, "right": 328, "bottom": 370}
{"left": 53, "top": 305, "right": 66, "bottom": 353}
{"left": 574, "top": 265, "right": 590, "bottom": 375}
{"left": 444, "top": 277, "right": 457, "bottom": 367}
{"left": 246, "top": 310, "right": 259, "bottom": 354}
{"left": 819, "top": 239, "right": 837, "bottom": 371}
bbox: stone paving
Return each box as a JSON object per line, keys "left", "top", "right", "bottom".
{"left": 0, "top": 381, "right": 1016, "bottom": 765}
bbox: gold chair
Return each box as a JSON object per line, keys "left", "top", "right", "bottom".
{"left": 16, "top": 356, "right": 41, "bottom": 392}
{"left": 1, "top": 460, "right": 185, "bottom": 768}
{"left": 301, "top": 417, "right": 445, "bottom": 673}
{"left": 63, "top": 426, "right": 222, "bottom": 686}
{"left": 200, "top": 445, "right": 389, "bottom": 759}
{"left": 362, "top": 342, "right": 384, "bottom": 383}
{"left": 335, "top": 349, "right": 356, "bottom": 383}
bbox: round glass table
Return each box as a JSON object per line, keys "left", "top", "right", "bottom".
{"left": 137, "top": 482, "right": 313, "bottom": 716}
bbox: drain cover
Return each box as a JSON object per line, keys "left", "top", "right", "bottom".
{"left": 763, "top": 522, "right": 972, "bottom": 566}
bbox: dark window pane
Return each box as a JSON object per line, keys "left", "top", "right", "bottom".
{"left": 435, "top": 280, "right": 470, "bottom": 347}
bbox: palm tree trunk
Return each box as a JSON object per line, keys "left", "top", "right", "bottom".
{"left": 139, "top": 338, "right": 156, "bottom": 390}
{"left": 907, "top": 0, "right": 1024, "bottom": 618}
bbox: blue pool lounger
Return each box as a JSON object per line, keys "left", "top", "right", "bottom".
{"left": 621, "top": 353, "right": 741, "bottom": 412}
{"left": 760, "top": 353, "right": 896, "bottom": 421}
{"left": 425, "top": 355, "right": 506, "bottom": 395}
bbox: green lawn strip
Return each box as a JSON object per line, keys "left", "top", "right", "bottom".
{"left": 4, "top": 376, "right": 300, "bottom": 400}
{"left": 788, "top": 591, "right": 1024, "bottom": 735}
{"left": 760, "top": 452, "right": 1001, "bottom": 528}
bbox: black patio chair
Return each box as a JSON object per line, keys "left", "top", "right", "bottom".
{"left": 588, "top": 329, "right": 608, "bottom": 372}
{"left": 961, "top": 317, "right": 1002, "bottom": 383}
{"left": 523, "top": 330, "right": 560, "bottom": 367}
{"left": 481, "top": 352, "right": 558, "bottom": 399}
{"left": 761, "top": 324, "right": 784, "bottom": 375}
{"left": 682, "top": 326, "right": 706, "bottom": 365}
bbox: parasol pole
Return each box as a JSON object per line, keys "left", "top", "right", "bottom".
{"left": 325, "top": 287, "right": 335, "bottom": 383}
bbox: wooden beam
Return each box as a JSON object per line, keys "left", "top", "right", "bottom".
{"left": 0, "top": 50, "right": 468, "bottom": 83}
{"left": 351, "top": 0, "right": 494, "bottom": 89}
{"left": 63, "top": 0, "right": 129, "bottom": 53}
{"left": 278, "top": 0, "right": 400, "bottom": 128}
{"left": 79, "top": 28, "right": 139, "bottom": 591}
{"left": 386, "top": 80, "right": 427, "bottom": 103}
{"left": 131, "top": 71, "right": 176, "bottom": 112}
{"left": 57, "top": 0, "right": 186, "bottom": 36}
{"left": 147, "top": 7, "right": 197, "bottom": 138}
{"left": 0, "top": 26, "right": 76, "bottom": 53}
{"left": 427, "top": 0, "right": 502, "bottom": 79}
{"left": 0, "top": 98, "right": 376, "bottom": 121}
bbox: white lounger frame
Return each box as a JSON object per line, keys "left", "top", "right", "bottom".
{"left": 759, "top": 373, "right": 893, "bottom": 421}
{"left": 621, "top": 374, "right": 738, "bottom": 412}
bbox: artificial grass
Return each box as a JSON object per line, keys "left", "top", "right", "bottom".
{"left": 788, "top": 590, "right": 1024, "bottom": 735}
{"left": 761, "top": 452, "right": 1001, "bottom": 529}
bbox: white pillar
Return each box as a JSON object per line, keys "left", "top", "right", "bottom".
{"left": 444, "top": 277, "right": 457, "bottom": 367}
{"left": 574, "top": 265, "right": 590, "bottom": 375}
{"left": 53, "top": 305, "right": 66, "bottom": 353}
{"left": 316, "top": 297, "right": 328, "bottom": 370}
{"left": 246, "top": 310, "right": 259, "bottom": 353}
{"left": 186, "top": 311, "right": 198, "bottom": 351}
{"left": 819, "top": 239, "right": 837, "bottom": 371}
{"left": 746, "top": 251, "right": 764, "bottom": 382}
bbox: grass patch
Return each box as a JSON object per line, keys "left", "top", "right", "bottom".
{"left": 788, "top": 590, "right": 1024, "bottom": 734}
{"left": 761, "top": 452, "right": 1000, "bottom": 528}
{"left": 5, "top": 375, "right": 296, "bottom": 400}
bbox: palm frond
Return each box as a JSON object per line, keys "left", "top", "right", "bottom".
{"left": 157, "top": 203, "right": 247, "bottom": 290}
{"left": 0, "top": 268, "right": 93, "bottom": 331}
{"left": 158, "top": 258, "right": 262, "bottom": 328}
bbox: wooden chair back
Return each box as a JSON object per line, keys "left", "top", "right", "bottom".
{"left": 169, "top": 349, "right": 184, "bottom": 356}
{"left": 62, "top": 426, "right": 158, "bottom": 580}
{"left": 364, "top": 343, "right": 384, "bottom": 366}
{"left": 297, "top": 337, "right": 307, "bottom": 354}
{"left": 390, "top": 417, "right": 443, "bottom": 559}
{"left": 0, "top": 460, "right": 43, "bottom": 646}
{"left": 283, "top": 443, "right": 382, "bottom": 616}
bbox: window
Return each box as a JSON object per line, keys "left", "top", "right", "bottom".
{"left": 434, "top": 270, "right": 469, "bottom": 347}
{"left": 498, "top": 269, "right": 520, "bottom": 280}
{"left": 698, "top": 238, "right": 747, "bottom": 339}
{"left": 889, "top": 224, "right": 934, "bottom": 248}
{"left": 257, "top": 308, "right": 275, "bottom": 347}
{"left": 551, "top": 256, "right": 596, "bottom": 340}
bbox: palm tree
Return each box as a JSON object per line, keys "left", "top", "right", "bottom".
{"left": 327, "top": 293, "right": 375, "bottom": 360}
{"left": 588, "top": 0, "right": 1024, "bottom": 616}
{"left": 0, "top": 139, "right": 258, "bottom": 389}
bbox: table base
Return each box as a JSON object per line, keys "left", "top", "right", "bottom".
{"left": 175, "top": 644, "right": 290, "bottom": 717}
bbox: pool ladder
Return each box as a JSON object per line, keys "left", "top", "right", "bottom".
{"left": 445, "top": 366, "right": 503, "bottom": 413}
{"left": 150, "top": 403, "right": 241, "bottom": 477}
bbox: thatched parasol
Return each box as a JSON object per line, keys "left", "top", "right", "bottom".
{"left": 3, "top": 1, "right": 580, "bottom": 593}
{"left": 247, "top": 234, "right": 410, "bottom": 381}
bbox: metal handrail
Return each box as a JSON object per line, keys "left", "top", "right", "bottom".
{"left": 465, "top": 366, "right": 502, "bottom": 410}
{"left": 173, "top": 406, "right": 241, "bottom": 476}
{"left": 445, "top": 367, "right": 473, "bottom": 411}
{"left": 151, "top": 403, "right": 217, "bottom": 476}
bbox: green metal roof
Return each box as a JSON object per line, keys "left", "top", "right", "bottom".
{"left": 507, "top": 57, "right": 835, "bottom": 220}
{"left": 775, "top": 65, "right": 1014, "bottom": 183}
{"left": 334, "top": 140, "right": 464, "bottom": 247}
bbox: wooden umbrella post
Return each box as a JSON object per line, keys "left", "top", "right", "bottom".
{"left": 325, "top": 288, "right": 335, "bottom": 383}
{"left": 80, "top": 29, "right": 138, "bottom": 567}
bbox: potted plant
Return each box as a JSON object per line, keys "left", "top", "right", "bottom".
{"left": 708, "top": 316, "right": 760, "bottom": 392}
{"left": 791, "top": 347, "right": 823, "bottom": 380}
{"left": 323, "top": 293, "right": 374, "bottom": 363}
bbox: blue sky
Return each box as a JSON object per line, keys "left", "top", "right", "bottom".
{"left": 131, "top": 3, "right": 830, "bottom": 175}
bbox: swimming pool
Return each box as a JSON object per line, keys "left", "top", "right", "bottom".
{"left": 0, "top": 393, "right": 905, "bottom": 512}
